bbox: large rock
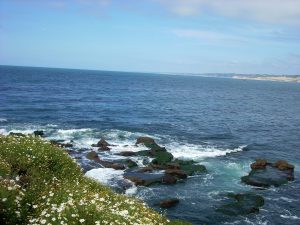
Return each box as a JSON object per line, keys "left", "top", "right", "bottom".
{"left": 96, "top": 139, "right": 111, "bottom": 151}
{"left": 242, "top": 159, "right": 294, "bottom": 187}
{"left": 217, "top": 193, "right": 264, "bottom": 216}
{"left": 159, "top": 198, "right": 180, "bottom": 208}
{"left": 136, "top": 136, "right": 156, "bottom": 145}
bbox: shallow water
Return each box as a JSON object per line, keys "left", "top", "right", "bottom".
{"left": 1, "top": 65, "right": 300, "bottom": 224}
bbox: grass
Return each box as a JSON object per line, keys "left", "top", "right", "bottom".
{"left": 0, "top": 135, "right": 191, "bottom": 225}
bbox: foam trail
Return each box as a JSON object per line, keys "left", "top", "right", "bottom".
{"left": 166, "top": 143, "right": 246, "bottom": 161}
{"left": 0, "top": 118, "right": 7, "bottom": 122}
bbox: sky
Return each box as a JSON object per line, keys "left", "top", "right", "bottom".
{"left": 0, "top": 0, "right": 300, "bottom": 75}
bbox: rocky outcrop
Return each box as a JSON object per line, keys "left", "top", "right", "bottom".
{"left": 136, "top": 137, "right": 156, "bottom": 146}
{"left": 96, "top": 139, "right": 111, "bottom": 151}
{"left": 217, "top": 193, "right": 264, "bottom": 216}
{"left": 242, "top": 159, "right": 295, "bottom": 187}
{"left": 159, "top": 198, "right": 180, "bottom": 208}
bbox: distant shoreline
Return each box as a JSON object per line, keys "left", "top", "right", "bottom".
{"left": 232, "top": 75, "right": 300, "bottom": 83}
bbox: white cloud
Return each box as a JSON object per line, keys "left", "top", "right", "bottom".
{"left": 155, "top": 0, "right": 300, "bottom": 25}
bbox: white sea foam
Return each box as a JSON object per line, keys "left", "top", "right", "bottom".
{"left": 0, "top": 129, "right": 8, "bottom": 135}
{"left": 7, "top": 129, "right": 36, "bottom": 135}
{"left": 85, "top": 168, "right": 124, "bottom": 185}
{"left": 280, "top": 215, "right": 300, "bottom": 220}
{"left": 0, "top": 118, "right": 7, "bottom": 122}
{"left": 166, "top": 143, "right": 246, "bottom": 161}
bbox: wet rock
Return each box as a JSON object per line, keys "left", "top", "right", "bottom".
{"left": 251, "top": 159, "right": 267, "bottom": 170}
{"left": 86, "top": 151, "right": 99, "bottom": 161}
{"left": 96, "top": 139, "right": 111, "bottom": 151}
{"left": 241, "top": 159, "right": 295, "bottom": 187}
{"left": 151, "top": 149, "right": 174, "bottom": 165}
{"left": 117, "top": 151, "right": 136, "bottom": 156}
{"left": 122, "top": 159, "right": 138, "bottom": 168}
{"left": 124, "top": 171, "right": 164, "bottom": 186}
{"left": 33, "top": 130, "right": 44, "bottom": 137}
{"left": 99, "top": 160, "right": 125, "bottom": 170}
{"left": 173, "top": 159, "right": 207, "bottom": 176}
{"left": 165, "top": 169, "right": 188, "bottom": 179}
{"left": 136, "top": 136, "right": 156, "bottom": 145}
{"left": 138, "top": 167, "right": 153, "bottom": 173}
{"left": 159, "top": 198, "right": 180, "bottom": 208}
{"left": 162, "top": 174, "right": 177, "bottom": 184}
{"left": 217, "top": 193, "right": 264, "bottom": 216}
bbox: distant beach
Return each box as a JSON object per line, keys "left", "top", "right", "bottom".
{"left": 233, "top": 75, "right": 300, "bottom": 83}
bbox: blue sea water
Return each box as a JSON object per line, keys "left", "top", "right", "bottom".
{"left": 0, "top": 65, "right": 300, "bottom": 224}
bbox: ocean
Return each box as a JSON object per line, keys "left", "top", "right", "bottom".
{"left": 0, "top": 65, "right": 299, "bottom": 224}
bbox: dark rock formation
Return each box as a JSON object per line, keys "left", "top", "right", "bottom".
{"left": 96, "top": 139, "right": 111, "bottom": 151}
{"left": 159, "top": 198, "right": 180, "bottom": 208}
{"left": 242, "top": 159, "right": 295, "bottom": 187}
{"left": 136, "top": 136, "right": 156, "bottom": 145}
{"left": 217, "top": 193, "right": 264, "bottom": 216}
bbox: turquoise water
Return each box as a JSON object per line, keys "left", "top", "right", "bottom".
{"left": 0, "top": 65, "right": 300, "bottom": 224}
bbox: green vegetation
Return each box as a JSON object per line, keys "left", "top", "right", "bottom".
{"left": 0, "top": 135, "right": 190, "bottom": 225}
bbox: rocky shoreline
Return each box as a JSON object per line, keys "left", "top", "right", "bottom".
{"left": 8, "top": 130, "right": 296, "bottom": 218}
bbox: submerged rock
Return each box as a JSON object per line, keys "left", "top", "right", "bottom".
{"left": 159, "top": 198, "right": 180, "bottom": 208}
{"left": 217, "top": 193, "right": 264, "bottom": 216}
{"left": 242, "top": 159, "right": 294, "bottom": 187}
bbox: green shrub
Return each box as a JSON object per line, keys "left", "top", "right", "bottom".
{"left": 0, "top": 135, "right": 189, "bottom": 225}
